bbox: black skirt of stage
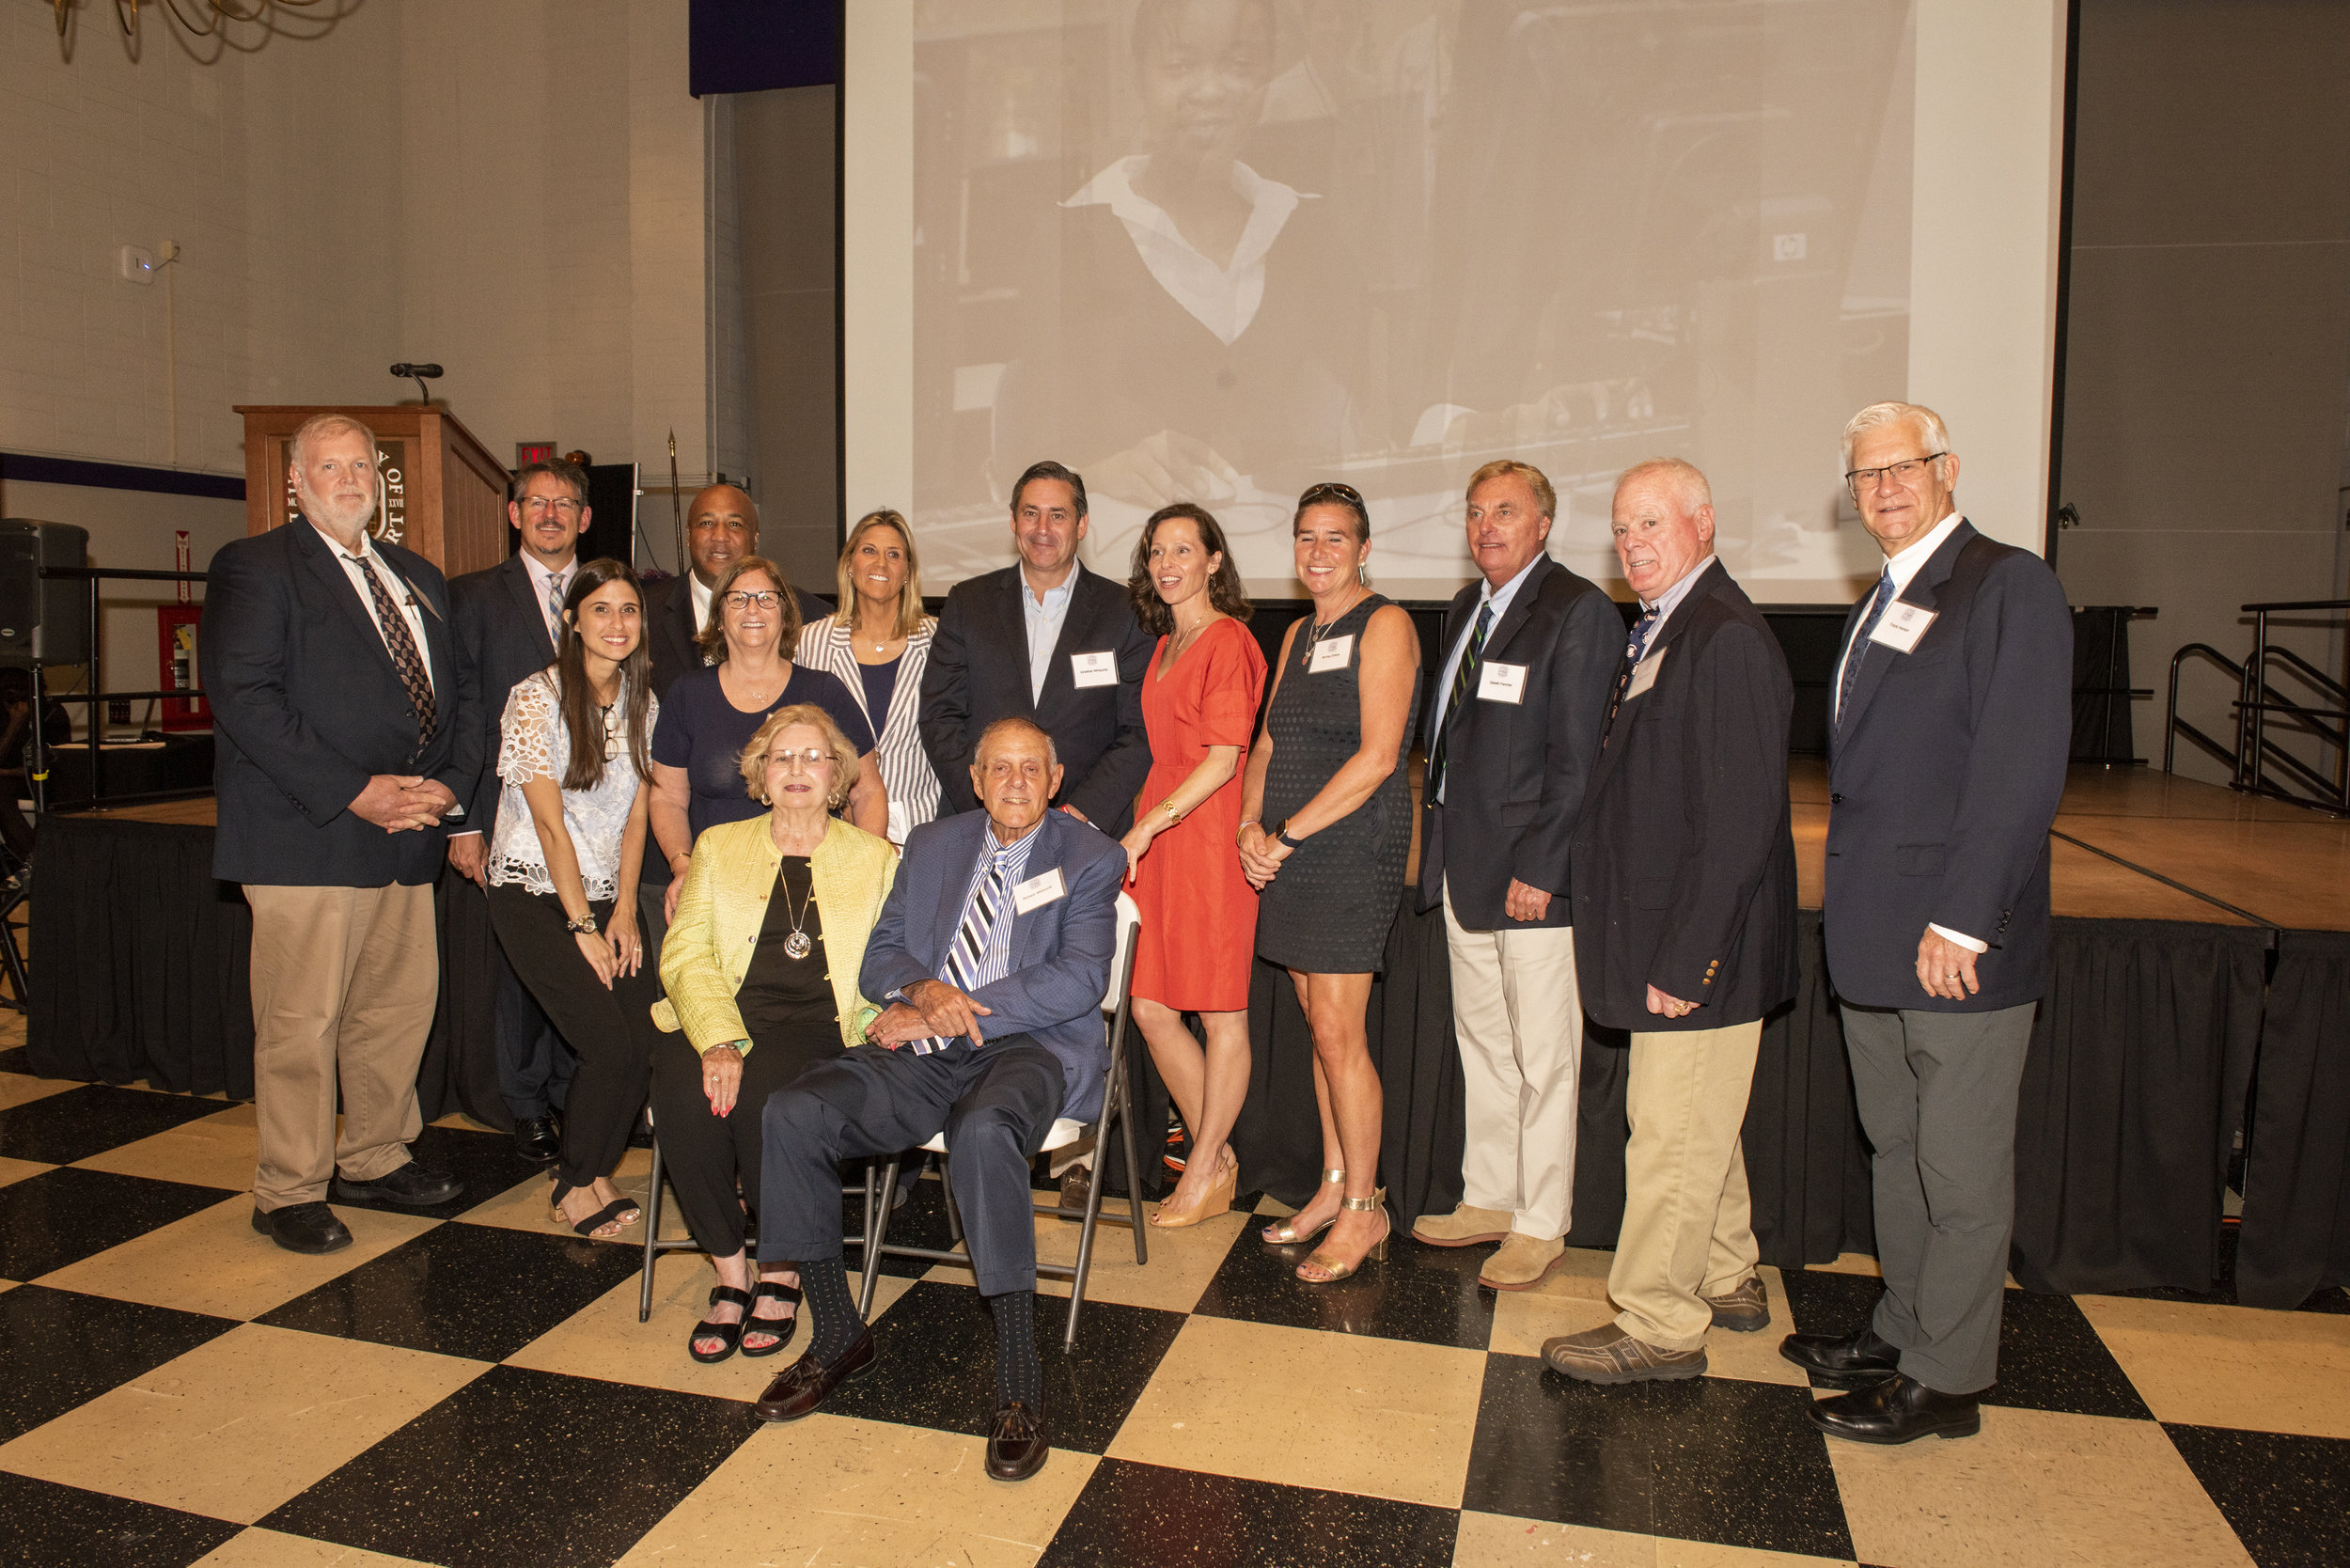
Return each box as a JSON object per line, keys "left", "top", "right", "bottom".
{"left": 28, "top": 810, "right": 2350, "bottom": 1310}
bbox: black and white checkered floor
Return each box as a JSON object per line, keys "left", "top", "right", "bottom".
{"left": 1, "top": 1024, "right": 2344, "bottom": 1568}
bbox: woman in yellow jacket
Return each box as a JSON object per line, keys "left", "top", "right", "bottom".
{"left": 652, "top": 702, "right": 897, "bottom": 1364}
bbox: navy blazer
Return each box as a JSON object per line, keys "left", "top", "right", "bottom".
{"left": 917, "top": 564, "right": 1155, "bottom": 834}
{"left": 448, "top": 554, "right": 557, "bottom": 834}
{"left": 1824, "top": 520, "right": 2074, "bottom": 1011}
{"left": 1570, "top": 560, "right": 1799, "bottom": 1030}
{"left": 858, "top": 807, "right": 1127, "bottom": 1121}
{"left": 644, "top": 572, "right": 829, "bottom": 702}
{"left": 203, "top": 518, "right": 478, "bottom": 887}
{"left": 1416, "top": 554, "right": 1622, "bottom": 928}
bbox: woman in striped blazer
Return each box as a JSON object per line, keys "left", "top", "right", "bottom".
{"left": 794, "top": 510, "right": 941, "bottom": 847}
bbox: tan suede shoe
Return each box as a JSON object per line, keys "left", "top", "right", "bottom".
{"left": 1478, "top": 1231, "right": 1566, "bottom": 1291}
{"left": 1410, "top": 1203, "right": 1512, "bottom": 1247}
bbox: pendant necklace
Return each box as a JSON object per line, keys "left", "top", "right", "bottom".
{"left": 779, "top": 863, "right": 816, "bottom": 960}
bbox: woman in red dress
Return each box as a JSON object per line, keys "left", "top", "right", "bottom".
{"left": 1119, "top": 503, "right": 1267, "bottom": 1229}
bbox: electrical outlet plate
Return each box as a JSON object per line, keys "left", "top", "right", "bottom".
{"left": 119, "top": 244, "right": 156, "bottom": 285}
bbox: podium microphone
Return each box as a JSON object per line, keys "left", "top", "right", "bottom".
{"left": 389, "top": 362, "right": 444, "bottom": 406}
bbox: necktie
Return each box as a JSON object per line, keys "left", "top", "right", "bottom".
{"left": 917, "top": 851, "right": 1010, "bottom": 1054}
{"left": 351, "top": 554, "right": 435, "bottom": 743}
{"left": 1837, "top": 570, "right": 1896, "bottom": 729}
{"left": 1426, "top": 602, "right": 1492, "bottom": 802}
{"left": 1602, "top": 604, "right": 1663, "bottom": 744}
{"left": 545, "top": 573, "right": 566, "bottom": 647}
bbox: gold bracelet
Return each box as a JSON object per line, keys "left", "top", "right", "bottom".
{"left": 1162, "top": 799, "right": 1182, "bottom": 823}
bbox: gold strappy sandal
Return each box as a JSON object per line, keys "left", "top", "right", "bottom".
{"left": 1297, "top": 1189, "right": 1390, "bottom": 1284}
{"left": 1261, "top": 1168, "right": 1345, "bottom": 1246}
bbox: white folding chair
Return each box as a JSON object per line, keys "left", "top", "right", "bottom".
{"left": 858, "top": 891, "right": 1148, "bottom": 1348}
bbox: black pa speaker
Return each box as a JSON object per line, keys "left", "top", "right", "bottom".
{"left": 0, "top": 520, "right": 92, "bottom": 669}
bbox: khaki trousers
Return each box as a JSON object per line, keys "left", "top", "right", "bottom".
{"left": 1609, "top": 1019, "right": 1762, "bottom": 1352}
{"left": 1442, "top": 886, "right": 1583, "bottom": 1239}
{"left": 245, "top": 883, "right": 438, "bottom": 1209}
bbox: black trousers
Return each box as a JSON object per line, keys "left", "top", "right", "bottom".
{"left": 491, "top": 942, "right": 573, "bottom": 1121}
{"left": 760, "top": 1037, "right": 1065, "bottom": 1297}
{"left": 485, "top": 885, "right": 661, "bottom": 1191}
{"left": 649, "top": 1025, "right": 831, "bottom": 1258}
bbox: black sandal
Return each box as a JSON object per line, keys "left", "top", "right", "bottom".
{"left": 549, "top": 1180, "right": 635, "bottom": 1238}
{"left": 741, "top": 1280, "right": 802, "bottom": 1358}
{"left": 690, "top": 1286, "right": 752, "bottom": 1364}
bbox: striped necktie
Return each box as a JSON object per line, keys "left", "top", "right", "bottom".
{"left": 1837, "top": 570, "right": 1896, "bottom": 730}
{"left": 1425, "top": 601, "right": 1492, "bottom": 802}
{"left": 545, "top": 573, "right": 567, "bottom": 646}
{"left": 1601, "top": 604, "right": 1662, "bottom": 745}
{"left": 915, "top": 851, "right": 1010, "bottom": 1054}
{"left": 349, "top": 554, "right": 435, "bottom": 743}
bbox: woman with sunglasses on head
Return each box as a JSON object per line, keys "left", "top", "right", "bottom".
{"left": 482, "top": 559, "right": 666, "bottom": 1239}
{"left": 795, "top": 510, "right": 942, "bottom": 847}
{"left": 1237, "top": 482, "right": 1421, "bottom": 1283}
{"left": 649, "top": 557, "right": 886, "bottom": 929}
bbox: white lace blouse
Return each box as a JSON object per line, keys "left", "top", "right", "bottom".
{"left": 487, "top": 672, "right": 657, "bottom": 901}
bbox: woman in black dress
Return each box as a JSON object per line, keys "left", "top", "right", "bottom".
{"left": 1237, "top": 481, "right": 1421, "bottom": 1283}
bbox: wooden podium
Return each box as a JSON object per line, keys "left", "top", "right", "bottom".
{"left": 234, "top": 405, "right": 509, "bottom": 576}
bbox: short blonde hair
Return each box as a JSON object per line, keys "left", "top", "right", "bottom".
{"left": 696, "top": 556, "right": 803, "bottom": 663}
{"left": 831, "top": 510, "right": 930, "bottom": 640}
{"left": 1466, "top": 459, "right": 1557, "bottom": 520}
{"left": 288, "top": 412, "right": 379, "bottom": 469}
{"left": 1841, "top": 401, "right": 1954, "bottom": 473}
{"left": 740, "top": 703, "right": 860, "bottom": 809}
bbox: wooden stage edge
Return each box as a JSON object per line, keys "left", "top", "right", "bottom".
{"left": 58, "top": 761, "right": 2350, "bottom": 933}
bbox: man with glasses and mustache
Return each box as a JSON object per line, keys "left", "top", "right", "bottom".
{"left": 1783, "top": 402, "right": 2072, "bottom": 1444}
{"left": 446, "top": 460, "right": 593, "bottom": 1162}
{"left": 203, "top": 413, "right": 476, "bottom": 1254}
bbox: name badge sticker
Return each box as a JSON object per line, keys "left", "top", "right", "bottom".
{"left": 1624, "top": 645, "right": 1668, "bottom": 701}
{"left": 1308, "top": 634, "right": 1355, "bottom": 673}
{"left": 1071, "top": 651, "right": 1119, "bottom": 689}
{"left": 1012, "top": 867, "right": 1067, "bottom": 914}
{"left": 1868, "top": 603, "right": 1937, "bottom": 654}
{"left": 1477, "top": 660, "right": 1528, "bottom": 704}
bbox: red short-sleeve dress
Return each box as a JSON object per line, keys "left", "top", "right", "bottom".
{"left": 1131, "top": 617, "right": 1268, "bottom": 1011}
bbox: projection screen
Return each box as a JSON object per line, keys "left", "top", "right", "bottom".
{"left": 845, "top": 0, "right": 2066, "bottom": 604}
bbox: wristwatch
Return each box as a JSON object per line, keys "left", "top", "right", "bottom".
{"left": 1274, "top": 820, "right": 1304, "bottom": 851}
{"left": 564, "top": 913, "right": 600, "bottom": 935}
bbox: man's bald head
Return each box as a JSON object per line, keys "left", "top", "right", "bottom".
{"left": 687, "top": 483, "right": 760, "bottom": 587}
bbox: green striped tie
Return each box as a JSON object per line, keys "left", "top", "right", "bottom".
{"left": 1427, "top": 602, "right": 1492, "bottom": 800}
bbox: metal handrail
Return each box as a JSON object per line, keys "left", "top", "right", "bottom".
{"left": 2165, "top": 643, "right": 2243, "bottom": 775}
{"left": 2264, "top": 644, "right": 2348, "bottom": 706}
{"left": 2241, "top": 600, "right": 2350, "bottom": 814}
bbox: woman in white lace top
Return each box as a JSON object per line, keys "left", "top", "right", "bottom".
{"left": 484, "top": 558, "right": 665, "bottom": 1239}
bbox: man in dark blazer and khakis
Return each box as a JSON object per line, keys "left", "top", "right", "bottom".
{"left": 919, "top": 460, "right": 1153, "bottom": 835}
{"left": 204, "top": 413, "right": 475, "bottom": 1254}
{"left": 1544, "top": 457, "right": 1798, "bottom": 1383}
{"left": 1784, "top": 403, "right": 2072, "bottom": 1444}
{"left": 1411, "top": 460, "right": 1622, "bottom": 1289}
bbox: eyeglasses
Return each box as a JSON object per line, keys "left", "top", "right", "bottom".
{"left": 518, "top": 496, "right": 583, "bottom": 516}
{"left": 723, "top": 590, "right": 783, "bottom": 610}
{"left": 1298, "top": 481, "right": 1365, "bottom": 509}
{"left": 767, "top": 747, "right": 832, "bottom": 772}
{"left": 600, "top": 703, "right": 620, "bottom": 761}
{"left": 1844, "top": 454, "right": 1946, "bottom": 494}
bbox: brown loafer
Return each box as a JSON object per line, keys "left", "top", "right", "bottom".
{"left": 1542, "top": 1323, "right": 1706, "bottom": 1384}
{"left": 1701, "top": 1275, "right": 1770, "bottom": 1332}
{"left": 1058, "top": 1166, "right": 1091, "bottom": 1215}
{"left": 753, "top": 1326, "right": 876, "bottom": 1421}
{"left": 985, "top": 1399, "right": 1050, "bottom": 1482}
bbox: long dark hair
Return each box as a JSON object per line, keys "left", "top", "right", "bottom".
{"left": 555, "top": 558, "right": 654, "bottom": 792}
{"left": 1127, "top": 502, "right": 1253, "bottom": 636}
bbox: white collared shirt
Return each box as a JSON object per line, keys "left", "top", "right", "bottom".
{"left": 315, "top": 523, "right": 435, "bottom": 689}
{"left": 1430, "top": 554, "right": 1544, "bottom": 805}
{"left": 1638, "top": 554, "right": 1716, "bottom": 626}
{"left": 1022, "top": 569, "right": 1079, "bottom": 706}
{"left": 1062, "top": 155, "right": 1310, "bottom": 346}
{"left": 688, "top": 573, "right": 713, "bottom": 644}
{"left": 521, "top": 552, "right": 576, "bottom": 644}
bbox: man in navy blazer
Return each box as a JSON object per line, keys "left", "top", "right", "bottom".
{"left": 1785, "top": 403, "right": 2073, "bottom": 1444}
{"left": 752, "top": 717, "right": 1123, "bottom": 1481}
{"left": 204, "top": 414, "right": 476, "bottom": 1255}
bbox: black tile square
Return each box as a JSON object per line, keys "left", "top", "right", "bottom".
{"left": 0, "top": 1045, "right": 32, "bottom": 1074}
{"left": 0, "top": 1469, "right": 242, "bottom": 1567}
{"left": 0, "top": 1283, "right": 239, "bottom": 1443}
{"left": 1, "top": 1083, "right": 234, "bottom": 1168}
{"left": 820, "top": 1278, "right": 1185, "bottom": 1453}
{"left": 331, "top": 1121, "right": 552, "bottom": 1220}
{"left": 260, "top": 1363, "right": 760, "bottom": 1568}
{"left": 1039, "top": 1458, "right": 1460, "bottom": 1567}
{"left": 1191, "top": 1227, "right": 1495, "bottom": 1350}
{"left": 1462, "top": 1353, "right": 1854, "bottom": 1561}
{"left": 2166, "top": 1423, "right": 2350, "bottom": 1568}
{"left": 0, "top": 1166, "right": 230, "bottom": 1280}
{"left": 1778, "top": 1268, "right": 2153, "bottom": 1417}
{"left": 256, "top": 1219, "right": 641, "bottom": 1362}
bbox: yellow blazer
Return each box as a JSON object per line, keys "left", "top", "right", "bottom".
{"left": 653, "top": 813, "right": 898, "bottom": 1055}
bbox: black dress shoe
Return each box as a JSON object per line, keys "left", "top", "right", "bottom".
{"left": 252, "top": 1202, "right": 352, "bottom": 1254}
{"left": 753, "top": 1327, "right": 877, "bottom": 1421}
{"left": 333, "top": 1160, "right": 464, "bottom": 1208}
{"left": 986, "top": 1400, "right": 1050, "bottom": 1482}
{"left": 1808, "top": 1372, "right": 1982, "bottom": 1444}
{"left": 512, "top": 1113, "right": 561, "bottom": 1164}
{"left": 1058, "top": 1165, "right": 1091, "bottom": 1215}
{"left": 1778, "top": 1324, "right": 1902, "bottom": 1388}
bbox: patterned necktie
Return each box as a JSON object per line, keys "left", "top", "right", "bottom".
{"left": 1837, "top": 570, "right": 1896, "bottom": 730}
{"left": 916, "top": 850, "right": 1010, "bottom": 1054}
{"left": 1602, "top": 604, "right": 1663, "bottom": 745}
{"left": 545, "top": 572, "right": 566, "bottom": 647}
{"left": 1426, "top": 601, "right": 1492, "bottom": 801}
{"left": 350, "top": 554, "right": 435, "bottom": 742}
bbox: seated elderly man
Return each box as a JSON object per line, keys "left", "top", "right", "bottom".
{"left": 750, "top": 716, "right": 1124, "bottom": 1482}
